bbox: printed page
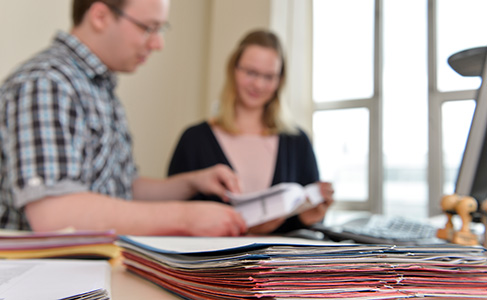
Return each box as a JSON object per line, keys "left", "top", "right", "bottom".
{"left": 0, "top": 259, "right": 110, "bottom": 300}
{"left": 227, "top": 182, "right": 323, "bottom": 227}
{"left": 226, "top": 183, "right": 300, "bottom": 203}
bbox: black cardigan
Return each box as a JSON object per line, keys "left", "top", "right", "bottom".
{"left": 167, "top": 121, "right": 320, "bottom": 233}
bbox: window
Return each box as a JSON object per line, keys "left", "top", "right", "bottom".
{"left": 312, "top": 0, "right": 378, "bottom": 213}
{"left": 313, "top": 108, "right": 369, "bottom": 202}
{"left": 312, "top": 0, "right": 374, "bottom": 102}
{"left": 312, "top": 0, "right": 487, "bottom": 217}
{"left": 441, "top": 100, "right": 476, "bottom": 195}
{"left": 434, "top": 0, "right": 487, "bottom": 214}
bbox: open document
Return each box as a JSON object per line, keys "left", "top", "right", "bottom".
{"left": 226, "top": 182, "right": 323, "bottom": 226}
{"left": 0, "top": 259, "right": 111, "bottom": 300}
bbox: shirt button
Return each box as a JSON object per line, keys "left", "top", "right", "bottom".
{"left": 27, "top": 177, "right": 42, "bottom": 187}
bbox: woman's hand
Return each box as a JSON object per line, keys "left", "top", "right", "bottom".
{"left": 248, "top": 217, "right": 287, "bottom": 235}
{"left": 298, "top": 182, "right": 335, "bottom": 226}
{"left": 190, "top": 164, "right": 242, "bottom": 202}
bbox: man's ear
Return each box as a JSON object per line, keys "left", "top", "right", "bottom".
{"left": 85, "top": 2, "right": 114, "bottom": 32}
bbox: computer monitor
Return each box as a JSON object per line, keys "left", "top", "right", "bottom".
{"left": 448, "top": 46, "right": 487, "bottom": 205}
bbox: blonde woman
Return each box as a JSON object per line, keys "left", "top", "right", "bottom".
{"left": 168, "top": 29, "right": 334, "bottom": 234}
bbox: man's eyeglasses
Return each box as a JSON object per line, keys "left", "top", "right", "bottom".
{"left": 236, "top": 66, "right": 281, "bottom": 84}
{"left": 108, "top": 5, "right": 171, "bottom": 37}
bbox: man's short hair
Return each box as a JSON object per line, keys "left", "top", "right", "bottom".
{"left": 72, "top": 0, "right": 127, "bottom": 26}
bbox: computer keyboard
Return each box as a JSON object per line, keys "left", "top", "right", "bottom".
{"left": 342, "top": 215, "right": 438, "bottom": 241}
{"left": 312, "top": 214, "right": 444, "bottom": 245}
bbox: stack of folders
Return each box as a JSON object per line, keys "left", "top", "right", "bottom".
{"left": 117, "top": 236, "right": 487, "bottom": 300}
{"left": 0, "top": 229, "right": 118, "bottom": 299}
{"left": 0, "top": 228, "right": 120, "bottom": 259}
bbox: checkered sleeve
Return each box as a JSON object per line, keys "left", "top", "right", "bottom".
{"left": 7, "top": 75, "right": 88, "bottom": 208}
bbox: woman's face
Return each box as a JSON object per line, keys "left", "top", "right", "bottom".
{"left": 234, "top": 45, "right": 281, "bottom": 111}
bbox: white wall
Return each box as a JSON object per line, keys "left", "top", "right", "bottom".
{"left": 0, "top": 0, "right": 279, "bottom": 179}
{"left": 270, "top": 0, "right": 313, "bottom": 135}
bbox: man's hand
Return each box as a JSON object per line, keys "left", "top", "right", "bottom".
{"left": 26, "top": 192, "right": 248, "bottom": 236}
{"left": 190, "top": 164, "right": 242, "bottom": 201}
{"left": 179, "top": 201, "right": 247, "bottom": 236}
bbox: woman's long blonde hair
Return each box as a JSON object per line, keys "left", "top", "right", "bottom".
{"left": 213, "top": 29, "right": 297, "bottom": 135}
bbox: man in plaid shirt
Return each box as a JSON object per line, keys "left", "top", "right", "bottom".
{"left": 0, "top": 0, "right": 247, "bottom": 236}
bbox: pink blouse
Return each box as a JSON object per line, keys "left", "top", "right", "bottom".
{"left": 212, "top": 127, "right": 278, "bottom": 193}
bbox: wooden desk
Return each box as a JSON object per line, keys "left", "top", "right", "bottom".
{"left": 111, "top": 263, "right": 182, "bottom": 300}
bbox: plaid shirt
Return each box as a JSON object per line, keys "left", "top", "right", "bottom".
{"left": 0, "top": 31, "right": 138, "bottom": 230}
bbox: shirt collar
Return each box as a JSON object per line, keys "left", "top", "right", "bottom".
{"left": 53, "top": 31, "right": 118, "bottom": 89}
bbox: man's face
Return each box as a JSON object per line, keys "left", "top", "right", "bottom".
{"left": 103, "top": 0, "right": 170, "bottom": 72}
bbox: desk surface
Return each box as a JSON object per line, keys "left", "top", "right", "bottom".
{"left": 111, "top": 263, "right": 181, "bottom": 300}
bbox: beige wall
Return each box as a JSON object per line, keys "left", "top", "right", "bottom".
{"left": 118, "top": 0, "right": 214, "bottom": 178}
{"left": 205, "top": 0, "right": 272, "bottom": 116}
{"left": 0, "top": 2, "right": 71, "bottom": 76}
{"left": 0, "top": 0, "right": 275, "bottom": 179}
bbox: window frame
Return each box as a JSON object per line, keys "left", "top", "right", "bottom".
{"left": 311, "top": 0, "right": 479, "bottom": 216}
{"left": 312, "top": 0, "right": 383, "bottom": 213}
{"left": 427, "top": 0, "right": 478, "bottom": 216}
